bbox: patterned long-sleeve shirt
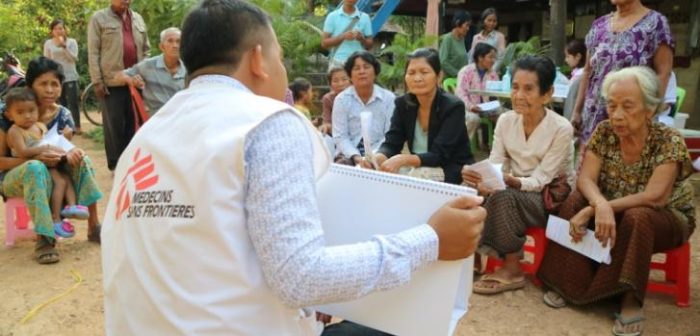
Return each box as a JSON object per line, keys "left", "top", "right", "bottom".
{"left": 244, "top": 111, "right": 438, "bottom": 307}
{"left": 455, "top": 63, "right": 499, "bottom": 112}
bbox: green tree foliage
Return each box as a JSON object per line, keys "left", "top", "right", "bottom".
{"left": 378, "top": 34, "right": 438, "bottom": 91}
{"left": 250, "top": 0, "right": 323, "bottom": 79}
{"left": 131, "top": 0, "right": 196, "bottom": 50}
{"left": 500, "top": 36, "right": 551, "bottom": 76}
{"left": 0, "top": 0, "right": 321, "bottom": 83}
{"left": 0, "top": 0, "right": 103, "bottom": 83}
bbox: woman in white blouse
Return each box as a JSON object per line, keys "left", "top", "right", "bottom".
{"left": 43, "top": 19, "right": 81, "bottom": 134}
{"left": 462, "top": 56, "right": 574, "bottom": 295}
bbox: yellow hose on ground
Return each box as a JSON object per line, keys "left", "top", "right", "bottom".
{"left": 20, "top": 269, "right": 83, "bottom": 324}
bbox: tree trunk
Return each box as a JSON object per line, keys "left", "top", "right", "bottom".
{"left": 550, "top": 0, "right": 567, "bottom": 66}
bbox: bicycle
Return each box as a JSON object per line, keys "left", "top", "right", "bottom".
{"left": 80, "top": 82, "right": 103, "bottom": 126}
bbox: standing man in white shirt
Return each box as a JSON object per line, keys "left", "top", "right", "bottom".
{"left": 321, "top": 0, "right": 373, "bottom": 70}
{"left": 101, "top": 1, "right": 485, "bottom": 335}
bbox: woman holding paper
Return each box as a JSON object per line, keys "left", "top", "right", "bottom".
{"left": 332, "top": 51, "right": 395, "bottom": 165}
{"left": 461, "top": 56, "right": 574, "bottom": 294}
{"left": 0, "top": 57, "right": 103, "bottom": 264}
{"left": 538, "top": 66, "right": 694, "bottom": 336}
{"left": 455, "top": 43, "right": 500, "bottom": 148}
{"left": 374, "top": 48, "right": 472, "bottom": 184}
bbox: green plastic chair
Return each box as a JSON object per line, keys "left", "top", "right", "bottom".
{"left": 443, "top": 78, "right": 457, "bottom": 94}
{"left": 469, "top": 117, "right": 495, "bottom": 154}
{"left": 673, "top": 87, "right": 686, "bottom": 117}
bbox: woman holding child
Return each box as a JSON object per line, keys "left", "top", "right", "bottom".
{"left": 0, "top": 57, "right": 103, "bottom": 264}
{"left": 373, "top": 48, "right": 472, "bottom": 185}
{"left": 461, "top": 56, "right": 574, "bottom": 293}
{"left": 538, "top": 66, "right": 695, "bottom": 336}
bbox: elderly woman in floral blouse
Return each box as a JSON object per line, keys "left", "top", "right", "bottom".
{"left": 538, "top": 66, "right": 695, "bottom": 336}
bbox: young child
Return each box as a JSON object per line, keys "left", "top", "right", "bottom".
{"left": 289, "top": 77, "right": 314, "bottom": 119}
{"left": 320, "top": 67, "right": 350, "bottom": 135}
{"left": 4, "top": 88, "right": 88, "bottom": 238}
{"left": 565, "top": 39, "right": 586, "bottom": 81}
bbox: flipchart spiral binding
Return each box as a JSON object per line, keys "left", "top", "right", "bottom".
{"left": 328, "top": 164, "right": 474, "bottom": 197}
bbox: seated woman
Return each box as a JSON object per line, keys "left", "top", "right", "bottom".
{"left": 373, "top": 48, "right": 472, "bottom": 184}
{"left": 462, "top": 56, "right": 574, "bottom": 293}
{"left": 332, "top": 51, "right": 395, "bottom": 165}
{"left": 538, "top": 66, "right": 695, "bottom": 336}
{"left": 0, "top": 56, "right": 103, "bottom": 264}
{"left": 455, "top": 43, "right": 499, "bottom": 148}
{"left": 320, "top": 67, "right": 350, "bottom": 135}
{"left": 289, "top": 77, "right": 314, "bottom": 119}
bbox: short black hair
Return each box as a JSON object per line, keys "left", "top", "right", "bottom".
{"left": 289, "top": 77, "right": 312, "bottom": 101}
{"left": 512, "top": 55, "right": 556, "bottom": 95}
{"left": 181, "top": 0, "right": 272, "bottom": 75}
{"left": 4, "top": 87, "right": 37, "bottom": 110}
{"left": 344, "top": 51, "right": 381, "bottom": 78}
{"left": 25, "top": 56, "right": 65, "bottom": 88}
{"left": 472, "top": 42, "right": 497, "bottom": 63}
{"left": 406, "top": 48, "right": 441, "bottom": 75}
{"left": 452, "top": 10, "right": 471, "bottom": 28}
{"left": 49, "top": 18, "right": 65, "bottom": 32}
{"left": 565, "top": 39, "right": 587, "bottom": 68}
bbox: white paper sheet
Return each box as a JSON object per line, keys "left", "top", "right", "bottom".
{"left": 359, "top": 111, "right": 378, "bottom": 168}
{"left": 477, "top": 100, "right": 501, "bottom": 112}
{"left": 315, "top": 164, "right": 477, "bottom": 336}
{"left": 468, "top": 160, "right": 505, "bottom": 191}
{"left": 545, "top": 215, "right": 611, "bottom": 264}
{"left": 40, "top": 123, "right": 75, "bottom": 151}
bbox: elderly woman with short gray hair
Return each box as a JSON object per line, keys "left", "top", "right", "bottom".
{"left": 538, "top": 66, "right": 695, "bottom": 336}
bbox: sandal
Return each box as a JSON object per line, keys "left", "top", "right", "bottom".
{"left": 473, "top": 273, "right": 526, "bottom": 295}
{"left": 543, "top": 290, "right": 567, "bottom": 309}
{"left": 612, "top": 312, "right": 645, "bottom": 336}
{"left": 35, "top": 236, "right": 60, "bottom": 264}
{"left": 87, "top": 224, "right": 101, "bottom": 244}
{"left": 54, "top": 219, "right": 76, "bottom": 238}
{"left": 60, "top": 205, "right": 90, "bottom": 220}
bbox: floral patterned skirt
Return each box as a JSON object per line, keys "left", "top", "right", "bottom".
{"left": 2, "top": 156, "right": 103, "bottom": 238}
{"left": 537, "top": 191, "right": 689, "bottom": 305}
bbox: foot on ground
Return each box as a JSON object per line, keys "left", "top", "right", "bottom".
{"left": 612, "top": 300, "right": 644, "bottom": 336}
{"left": 35, "top": 235, "right": 60, "bottom": 264}
{"left": 473, "top": 268, "right": 525, "bottom": 295}
{"left": 543, "top": 290, "right": 566, "bottom": 309}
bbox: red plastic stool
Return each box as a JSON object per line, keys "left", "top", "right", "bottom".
{"left": 485, "top": 227, "right": 548, "bottom": 286}
{"left": 4, "top": 197, "right": 35, "bottom": 246}
{"left": 647, "top": 242, "right": 691, "bottom": 307}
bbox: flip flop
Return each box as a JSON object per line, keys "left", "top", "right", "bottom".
{"left": 87, "top": 224, "right": 101, "bottom": 244}
{"left": 35, "top": 236, "right": 60, "bottom": 265}
{"left": 612, "top": 312, "right": 645, "bottom": 336}
{"left": 473, "top": 273, "right": 526, "bottom": 295}
{"left": 543, "top": 290, "right": 567, "bottom": 309}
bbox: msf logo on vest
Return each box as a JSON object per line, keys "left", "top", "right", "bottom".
{"left": 115, "top": 148, "right": 159, "bottom": 219}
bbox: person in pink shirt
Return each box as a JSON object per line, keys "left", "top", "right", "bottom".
{"left": 565, "top": 39, "right": 586, "bottom": 82}
{"left": 455, "top": 43, "right": 499, "bottom": 147}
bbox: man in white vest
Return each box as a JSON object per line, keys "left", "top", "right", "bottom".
{"left": 101, "top": 1, "right": 486, "bottom": 335}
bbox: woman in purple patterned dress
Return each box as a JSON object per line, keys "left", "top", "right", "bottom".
{"left": 571, "top": 0, "right": 674, "bottom": 147}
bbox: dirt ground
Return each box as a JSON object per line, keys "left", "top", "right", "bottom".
{"left": 0, "top": 125, "right": 699, "bottom": 336}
